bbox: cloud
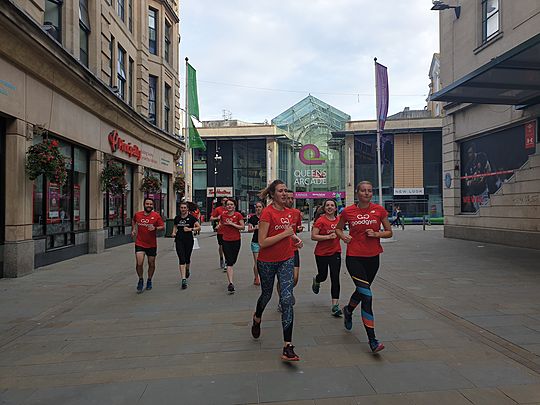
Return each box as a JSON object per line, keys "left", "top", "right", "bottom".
{"left": 181, "top": 0, "right": 439, "bottom": 121}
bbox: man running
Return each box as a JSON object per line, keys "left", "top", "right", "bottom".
{"left": 210, "top": 197, "right": 229, "bottom": 270}
{"left": 132, "top": 198, "right": 165, "bottom": 293}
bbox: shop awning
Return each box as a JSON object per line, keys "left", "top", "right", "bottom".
{"left": 431, "top": 33, "right": 540, "bottom": 106}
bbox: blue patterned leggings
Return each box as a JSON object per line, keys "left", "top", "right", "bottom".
{"left": 255, "top": 257, "right": 295, "bottom": 342}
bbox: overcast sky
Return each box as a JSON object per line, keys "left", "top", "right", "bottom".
{"left": 180, "top": 0, "right": 439, "bottom": 123}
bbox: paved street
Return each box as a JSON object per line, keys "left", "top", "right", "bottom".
{"left": 1, "top": 226, "right": 540, "bottom": 405}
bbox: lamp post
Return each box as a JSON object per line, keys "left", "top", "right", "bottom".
{"left": 213, "top": 146, "right": 222, "bottom": 207}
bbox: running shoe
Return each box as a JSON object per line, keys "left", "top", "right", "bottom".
{"left": 181, "top": 279, "right": 187, "bottom": 289}
{"left": 253, "top": 276, "right": 260, "bottom": 286}
{"left": 186, "top": 268, "right": 190, "bottom": 279}
{"left": 312, "top": 277, "right": 320, "bottom": 294}
{"left": 251, "top": 317, "right": 261, "bottom": 339}
{"left": 219, "top": 258, "right": 225, "bottom": 269}
{"left": 281, "top": 344, "right": 300, "bottom": 361}
{"left": 136, "top": 279, "right": 144, "bottom": 294}
{"left": 343, "top": 305, "right": 353, "bottom": 330}
{"left": 146, "top": 279, "right": 152, "bottom": 290}
{"left": 227, "top": 283, "right": 235, "bottom": 294}
{"left": 369, "top": 339, "right": 385, "bottom": 353}
{"left": 331, "top": 304, "right": 343, "bottom": 317}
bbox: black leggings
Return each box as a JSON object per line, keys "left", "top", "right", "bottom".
{"left": 222, "top": 240, "right": 241, "bottom": 266}
{"left": 345, "top": 255, "right": 380, "bottom": 341}
{"left": 315, "top": 253, "right": 341, "bottom": 299}
{"left": 175, "top": 238, "right": 194, "bottom": 265}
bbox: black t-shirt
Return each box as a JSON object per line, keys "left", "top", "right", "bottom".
{"left": 173, "top": 214, "right": 198, "bottom": 241}
{"left": 248, "top": 214, "right": 260, "bottom": 243}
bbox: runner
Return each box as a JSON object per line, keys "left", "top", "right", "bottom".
{"left": 172, "top": 202, "right": 201, "bottom": 289}
{"left": 247, "top": 201, "right": 265, "bottom": 286}
{"left": 188, "top": 201, "right": 201, "bottom": 236}
{"left": 216, "top": 199, "right": 244, "bottom": 294}
{"left": 210, "top": 197, "right": 229, "bottom": 270}
{"left": 335, "top": 181, "right": 392, "bottom": 353}
{"left": 251, "top": 180, "right": 303, "bottom": 361}
{"left": 131, "top": 198, "right": 165, "bottom": 293}
{"left": 311, "top": 199, "right": 343, "bottom": 317}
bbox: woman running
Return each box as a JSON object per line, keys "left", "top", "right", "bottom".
{"left": 172, "top": 202, "right": 201, "bottom": 289}
{"left": 216, "top": 199, "right": 244, "bottom": 294}
{"left": 188, "top": 201, "right": 201, "bottom": 236}
{"left": 311, "top": 199, "right": 343, "bottom": 317}
{"left": 251, "top": 180, "right": 303, "bottom": 361}
{"left": 335, "top": 181, "right": 392, "bottom": 353}
{"left": 247, "top": 201, "right": 265, "bottom": 286}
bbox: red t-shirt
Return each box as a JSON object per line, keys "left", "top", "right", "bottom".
{"left": 340, "top": 203, "right": 388, "bottom": 257}
{"left": 314, "top": 215, "right": 342, "bottom": 256}
{"left": 212, "top": 206, "right": 227, "bottom": 234}
{"left": 219, "top": 211, "right": 243, "bottom": 241}
{"left": 133, "top": 210, "right": 165, "bottom": 248}
{"left": 257, "top": 205, "right": 295, "bottom": 263}
{"left": 290, "top": 208, "right": 303, "bottom": 252}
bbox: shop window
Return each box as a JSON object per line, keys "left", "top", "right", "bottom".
{"left": 73, "top": 147, "right": 88, "bottom": 231}
{"left": 481, "top": 0, "right": 500, "bottom": 43}
{"left": 144, "top": 170, "right": 169, "bottom": 219}
{"left": 148, "top": 8, "right": 158, "bottom": 55}
{"left": 44, "top": 0, "right": 62, "bottom": 42}
{"left": 103, "top": 162, "right": 133, "bottom": 237}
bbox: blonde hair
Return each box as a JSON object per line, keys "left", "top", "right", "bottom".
{"left": 356, "top": 181, "right": 373, "bottom": 192}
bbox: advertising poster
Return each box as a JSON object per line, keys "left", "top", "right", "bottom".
{"left": 74, "top": 184, "right": 80, "bottom": 222}
{"left": 460, "top": 123, "right": 536, "bottom": 213}
{"left": 47, "top": 182, "right": 60, "bottom": 223}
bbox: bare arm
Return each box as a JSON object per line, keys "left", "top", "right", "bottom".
{"left": 131, "top": 217, "right": 137, "bottom": 239}
{"left": 258, "top": 221, "right": 294, "bottom": 249}
{"left": 311, "top": 226, "right": 336, "bottom": 242}
{"left": 171, "top": 224, "right": 177, "bottom": 237}
{"left": 335, "top": 215, "right": 352, "bottom": 243}
{"left": 366, "top": 217, "right": 393, "bottom": 239}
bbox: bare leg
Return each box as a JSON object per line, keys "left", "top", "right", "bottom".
{"left": 135, "top": 252, "right": 145, "bottom": 278}
{"left": 147, "top": 256, "right": 156, "bottom": 279}
{"left": 226, "top": 266, "right": 234, "bottom": 284}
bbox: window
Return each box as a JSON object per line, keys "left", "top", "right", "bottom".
{"left": 103, "top": 161, "right": 133, "bottom": 237}
{"left": 148, "top": 75, "right": 158, "bottom": 124}
{"left": 117, "top": 0, "right": 125, "bottom": 22}
{"left": 109, "top": 36, "right": 114, "bottom": 87}
{"left": 44, "top": 0, "right": 62, "bottom": 42}
{"left": 117, "top": 45, "right": 126, "bottom": 99}
{"left": 164, "top": 84, "right": 171, "bottom": 132}
{"left": 32, "top": 136, "right": 89, "bottom": 249}
{"left": 148, "top": 8, "right": 158, "bottom": 55}
{"left": 79, "top": 0, "right": 90, "bottom": 67}
{"left": 128, "top": 0, "right": 133, "bottom": 32}
{"left": 164, "top": 21, "right": 171, "bottom": 63}
{"left": 144, "top": 170, "right": 169, "bottom": 220}
{"left": 481, "top": 0, "right": 500, "bottom": 43}
{"left": 128, "top": 57, "right": 134, "bottom": 106}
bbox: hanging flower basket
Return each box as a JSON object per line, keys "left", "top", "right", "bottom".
{"left": 25, "top": 139, "right": 68, "bottom": 185}
{"left": 100, "top": 162, "right": 127, "bottom": 195}
{"left": 140, "top": 175, "right": 162, "bottom": 193}
{"left": 173, "top": 176, "right": 185, "bottom": 194}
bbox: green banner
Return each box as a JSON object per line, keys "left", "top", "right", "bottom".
{"left": 187, "top": 63, "right": 206, "bottom": 150}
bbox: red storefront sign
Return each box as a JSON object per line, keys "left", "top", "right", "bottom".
{"left": 525, "top": 121, "right": 536, "bottom": 150}
{"left": 108, "top": 130, "right": 142, "bottom": 160}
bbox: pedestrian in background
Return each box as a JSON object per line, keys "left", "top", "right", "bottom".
{"left": 210, "top": 197, "right": 229, "bottom": 270}
{"left": 248, "top": 201, "right": 265, "bottom": 286}
{"left": 172, "top": 202, "right": 201, "bottom": 289}
{"left": 217, "top": 199, "right": 244, "bottom": 294}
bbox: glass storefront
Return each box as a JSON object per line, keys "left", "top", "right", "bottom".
{"left": 144, "top": 169, "right": 170, "bottom": 219}
{"left": 233, "top": 139, "right": 266, "bottom": 214}
{"left": 32, "top": 135, "right": 89, "bottom": 249}
{"left": 0, "top": 119, "right": 5, "bottom": 277}
{"left": 103, "top": 159, "right": 133, "bottom": 237}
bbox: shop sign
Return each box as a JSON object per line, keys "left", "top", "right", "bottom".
{"left": 525, "top": 121, "right": 536, "bottom": 149}
{"left": 294, "top": 191, "right": 345, "bottom": 199}
{"left": 108, "top": 130, "right": 141, "bottom": 161}
{"left": 394, "top": 188, "right": 424, "bottom": 195}
{"left": 294, "top": 169, "right": 327, "bottom": 186}
{"left": 207, "top": 187, "right": 233, "bottom": 197}
{"left": 299, "top": 144, "right": 325, "bottom": 165}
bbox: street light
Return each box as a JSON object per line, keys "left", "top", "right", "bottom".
{"left": 431, "top": 1, "right": 461, "bottom": 18}
{"left": 213, "top": 147, "right": 222, "bottom": 206}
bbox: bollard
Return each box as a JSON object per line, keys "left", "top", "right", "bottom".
{"left": 423, "top": 216, "right": 426, "bottom": 231}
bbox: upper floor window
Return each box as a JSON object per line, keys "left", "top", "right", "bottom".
{"left": 148, "top": 8, "right": 158, "bottom": 55}
{"left": 117, "top": 45, "right": 126, "bottom": 100}
{"left": 149, "top": 75, "right": 158, "bottom": 124}
{"left": 481, "top": 0, "right": 500, "bottom": 43}
{"left": 79, "top": 0, "right": 90, "bottom": 67}
{"left": 128, "top": 0, "right": 133, "bottom": 32}
{"left": 44, "top": 0, "right": 62, "bottom": 43}
{"left": 164, "top": 21, "right": 172, "bottom": 63}
{"left": 117, "top": 0, "right": 125, "bottom": 22}
{"left": 164, "top": 84, "right": 171, "bottom": 132}
{"left": 128, "top": 57, "right": 134, "bottom": 106}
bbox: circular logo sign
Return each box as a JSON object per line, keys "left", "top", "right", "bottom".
{"left": 444, "top": 172, "right": 452, "bottom": 188}
{"left": 299, "top": 144, "right": 325, "bottom": 165}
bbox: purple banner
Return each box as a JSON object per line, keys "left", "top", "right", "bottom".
{"left": 294, "top": 191, "right": 345, "bottom": 199}
{"left": 375, "top": 62, "right": 389, "bottom": 132}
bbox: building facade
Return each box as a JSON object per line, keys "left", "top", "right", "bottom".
{"left": 0, "top": 0, "right": 183, "bottom": 277}
{"left": 432, "top": 0, "right": 540, "bottom": 249}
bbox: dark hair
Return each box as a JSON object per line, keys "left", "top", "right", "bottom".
{"left": 225, "top": 198, "right": 237, "bottom": 207}
{"left": 254, "top": 200, "right": 265, "bottom": 209}
{"left": 259, "top": 179, "right": 285, "bottom": 201}
{"left": 144, "top": 197, "right": 154, "bottom": 204}
{"left": 179, "top": 201, "right": 189, "bottom": 209}
{"left": 314, "top": 199, "right": 337, "bottom": 221}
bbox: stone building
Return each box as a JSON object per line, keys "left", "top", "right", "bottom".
{"left": 0, "top": 0, "right": 183, "bottom": 276}
{"left": 431, "top": 0, "right": 539, "bottom": 248}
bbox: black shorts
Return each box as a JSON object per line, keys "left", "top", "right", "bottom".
{"left": 222, "top": 239, "right": 241, "bottom": 266}
{"left": 293, "top": 250, "right": 300, "bottom": 268}
{"left": 217, "top": 234, "right": 224, "bottom": 246}
{"left": 135, "top": 245, "right": 157, "bottom": 257}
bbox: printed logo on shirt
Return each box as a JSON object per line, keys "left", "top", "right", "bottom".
{"left": 350, "top": 213, "right": 377, "bottom": 226}
{"left": 275, "top": 215, "right": 292, "bottom": 230}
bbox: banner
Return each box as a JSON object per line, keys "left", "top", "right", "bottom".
{"left": 186, "top": 63, "right": 206, "bottom": 150}
{"left": 375, "top": 62, "right": 389, "bottom": 132}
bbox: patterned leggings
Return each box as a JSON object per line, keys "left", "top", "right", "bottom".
{"left": 345, "top": 255, "right": 380, "bottom": 341}
{"left": 255, "top": 257, "right": 295, "bottom": 342}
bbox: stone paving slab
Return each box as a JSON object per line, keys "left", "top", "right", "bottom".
{"left": 0, "top": 226, "right": 539, "bottom": 404}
